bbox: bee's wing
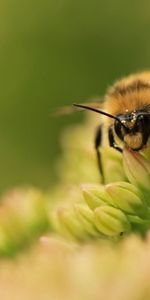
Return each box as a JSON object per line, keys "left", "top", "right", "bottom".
{"left": 54, "top": 97, "right": 104, "bottom": 116}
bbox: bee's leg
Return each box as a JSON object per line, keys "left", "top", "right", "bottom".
{"left": 94, "top": 124, "right": 104, "bottom": 183}
{"left": 108, "top": 126, "right": 122, "bottom": 152}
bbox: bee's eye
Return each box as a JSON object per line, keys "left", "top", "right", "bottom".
{"left": 114, "top": 120, "right": 124, "bottom": 140}
{"left": 135, "top": 114, "right": 150, "bottom": 146}
{"left": 142, "top": 115, "right": 150, "bottom": 124}
{"left": 137, "top": 114, "right": 150, "bottom": 128}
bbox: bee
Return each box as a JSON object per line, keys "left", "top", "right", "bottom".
{"left": 74, "top": 71, "right": 150, "bottom": 179}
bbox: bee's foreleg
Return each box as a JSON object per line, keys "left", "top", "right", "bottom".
{"left": 108, "top": 126, "right": 122, "bottom": 152}
{"left": 94, "top": 124, "right": 104, "bottom": 183}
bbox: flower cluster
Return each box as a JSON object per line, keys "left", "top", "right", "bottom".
{"left": 0, "top": 188, "right": 50, "bottom": 256}
{"left": 0, "top": 113, "right": 149, "bottom": 299}
{"left": 0, "top": 235, "right": 150, "bottom": 300}
{"left": 51, "top": 113, "right": 150, "bottom": 241}
{"left": 0, "top": 113, "right": 149, "bottom": 254}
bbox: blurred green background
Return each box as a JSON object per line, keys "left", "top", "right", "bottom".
{"left": 0, "top": 0, "right": 150, "bottom": 192}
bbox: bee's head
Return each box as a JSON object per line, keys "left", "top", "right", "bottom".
{"left": 114, "top": 111, "right": 150, "bottom": 150}
{"left": 73, "top": 104, "right": 150, "bottom": 151}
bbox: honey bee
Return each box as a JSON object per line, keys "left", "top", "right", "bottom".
{"left": 74, "top": 71, "right": 150, "bottom": 178}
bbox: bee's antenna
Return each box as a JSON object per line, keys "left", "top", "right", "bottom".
{"left": 73, "top": 103, "right": 125, "bottom": 127}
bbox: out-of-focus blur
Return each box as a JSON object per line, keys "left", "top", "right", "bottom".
{"left": 1, "top": 0, "right": 150, "bottom": 192}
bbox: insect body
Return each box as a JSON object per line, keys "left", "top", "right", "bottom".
{"left": 74, "top": 71, "right": 150, "bottom": 179}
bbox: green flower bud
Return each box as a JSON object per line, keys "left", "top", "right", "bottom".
{"left": 74, "top": 204, "right": 101, "bottom": 237}
{"left": 94, "top": 206, "right": 131, "bottom": 237}
{"left": 5, "top": 189, "right": 49, "bottom": 234}
{"left": 81, "top": 184, "right": 116, "bottom": 209}
{"left": 0, "top": 208, "right": 27, "bottom": 256}
{"left": 54, "top": 207, "right": 89, "bottom": 241}
{"left": 123, "top": 148, "right": 150, "bottom": 191}
{"left": 105, "top": 182, "right": 147, "bottom": 217}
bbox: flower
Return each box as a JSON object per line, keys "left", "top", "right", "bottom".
{"left": 52, "top": 206, "right": 89, "bottom": 241}
{"left": 123, "top": 147, "right": 150, "bottom": 191}
{"left": 105, "top": 181, "right": 147, "bottom": 217}
{"left": 0, "top": 113, "right": 150, "bottom": 299}
{"left": 51, "top": 125, "right": 150, "bottom": 241}
{"left": 0, "top": 188, "right": 50, "bottom": 256}
{"left": 0, "top": 234, "right": 149, "bottom": 300}
{"left": 81, "top": 183, "right": 115, "bottom": 209}
{"left": 74, "top": 203, "right": 100, "bottom": 237}
{"left": 94, "top": 205, "right": 131, "bottom": 237}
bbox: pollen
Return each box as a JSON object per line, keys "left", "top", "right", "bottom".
{"left": 124, "top": 132, "right": 143, "bottom": 150}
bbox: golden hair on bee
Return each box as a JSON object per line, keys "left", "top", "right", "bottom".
{"left": 104, "top": 71, "right": 150, "bottom": 117}
{"left": 74, "top": 71, "right": 150, "bottom": 181}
